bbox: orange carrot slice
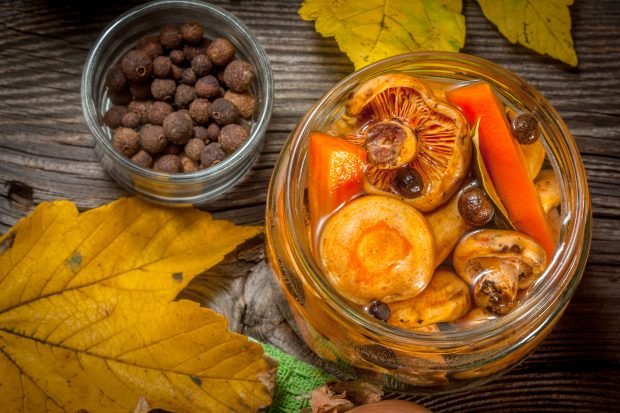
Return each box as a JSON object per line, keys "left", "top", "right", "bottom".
{"left": 446, "top": 81, "right": 555, "bottom": 262}
{"left": 307, "top": 132, "right": 367, "bottom": 229}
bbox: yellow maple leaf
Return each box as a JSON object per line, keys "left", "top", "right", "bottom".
{"left": 299, "top": 0, "right": 465, "bottom": 70}
{"left": 0, "top": 198, "right": 273, "bottom": 413}
{"left": 477, "top": 0, "right": 578, "bottom": 66}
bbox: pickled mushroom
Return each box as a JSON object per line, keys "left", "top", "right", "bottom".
{"left": 535, "top": 169, "right": 561, "bottom": 213}
{"left": 320, "top": 195, "right": 435, "bottom": 305}
{"left": 388, "top": 268, "right": 471, "bottom": 329}
{"left": 345, "top": 74, "right": 471, "bottom": 212}
{"left": 453, "top": 229, "right": 547, "bottom": 315}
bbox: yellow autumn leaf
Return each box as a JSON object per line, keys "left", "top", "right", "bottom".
{"left": 477, "top": 0, "right": 578, "bottom": 66}
{"left": 0, "top": 198, "right": 273, "bottom": 413}
{"left": 299, "top": 0, "right": 465, "bottom": 70}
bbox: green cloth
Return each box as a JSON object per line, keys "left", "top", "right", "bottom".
{"left": 261, "top": 342, "right": 334, "bottom": 413}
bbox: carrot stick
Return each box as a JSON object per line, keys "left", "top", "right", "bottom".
{"left": 307, "top": 132, "right": 367, "bottom": 230}
{"left": 446, "top": 81, "right": 555, "bottom": 262}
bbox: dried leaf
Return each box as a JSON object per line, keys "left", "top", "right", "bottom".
{"left": 477, "top": 0, "right": 578, "bottom": 66}
{"left": 0, "top": 198, "right": 273, "bottom": 413}
{"left": 299, "top": 0, "right": 465, "bottom": 70}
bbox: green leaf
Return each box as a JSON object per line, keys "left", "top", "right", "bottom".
{"left": 299, "top": 0, "right": 466, "bottom": 70}
{"left": 477, "top": 0, "right": 578, "bottom": 66}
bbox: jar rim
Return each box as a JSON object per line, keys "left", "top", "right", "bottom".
{"left": 278, "top": 52, "right": 591, "bottom": 348}
{"left": 81, "top": 0, "right": 273, "bottom": 186}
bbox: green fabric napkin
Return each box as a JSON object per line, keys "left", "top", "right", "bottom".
{"left": 260, "top": 342, "right": 334, "bottom": 413}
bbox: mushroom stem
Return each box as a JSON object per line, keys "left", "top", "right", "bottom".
{"left": 471, "top": 258, "right": 519, "bottom": 315}
{"left": 535, "top": 169, "right": 561, "bottom": 213}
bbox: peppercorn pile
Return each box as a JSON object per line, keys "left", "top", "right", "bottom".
{"left": 102, "top": 21, "right": 256, "bottom": 173}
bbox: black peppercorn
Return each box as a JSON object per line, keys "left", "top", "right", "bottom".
{"left": 189, "top": 98, "right": 212, "bottom": 124}
{"left": 191, "top": 54, "right": 212, "bottom": 77}
{"left": 211, "top": 98, "right": 239, "bottom": 126}
{"left": 105, "top": 65, "right": 128, "bottom": 92}
{"left": 200, "top": 142, "right": 226, "bottom": 168}
{"left": 112, "top": 127, "right": 140, "bottom": 157}
{"left": 223, "top": 59, "right": 254, "bottom": 92}
{"left": 139, "top": 124, "right": 168, "bottom": 154}
{"left": 150, "top": 78, "right": 176, "bottom": 101}
{"left": 130, "top": 149, "right": 153, "bottom": 168}
{"left": 121, "top": 49, "right": 152, "bottom": 83}
{"left": 174, "top": 84, "right": 196, "bottom": 108}
{"left": 153, "top": 154, "right": 182, "bottom": 173}
{"left": 152, "top": 56, "right": 172, "bottom": 78}
{"left": 207, "top": 38, "right": 236, "bottom": 66}
{"left": 148, "top": 101, "right": 174, "bottom": 125}
{"left": 219, "top": 123, "right": 249, "bottom": 154}
{"left": 511, "top": 112, "right": 541, "bottom": 145}
{"left": 121, "top": 111, "right": 141, "bottom": 128}
{"left": 159, "top": 25, "right": 182, "bottom": 50}
{"left": 103, "top": 105, "right": 127, "bottom": 129}
{"left": 365, "top": 300, "right": 391, "bottom": 322}
{"left": 195, "top": 75, "right": 220, "bottom": 98}
{"left": 180, "top": 22, "right": 204, "bottom": 44}
{"left": 163, "top": 111, "right": 194, "bottom": 144}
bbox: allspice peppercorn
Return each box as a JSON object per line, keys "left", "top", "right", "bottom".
{"left": 121, "top": 49, "right": 152, "bottom": 82}
{"left": 180, "top": 154, "right": 200, "bottom": 172}
{"left": 184, "top": 138, "right": 205, "bottom": 161}
{"left": 189, "top": 98, "right": 212, "bottom": 124}
{"left": 170, "top": 64, "right": 184, "bottom": 81}
{"left": 175, "top": 84, "right": 196, "bottom": 108}
{"left": 139, "top": 40, "right": 163, "bottom": 60}
{"left": 108, "top": 89, "right": 132, "bottom": 106}
{"left": 128, "top": 100, "right": 153, "bottom": 124}
{"left": 139, "top": 124, "right": 168, "bottom": 154}
{"left": 163, "top": 111, "right": 194, "bottom": 144}
{"left": 152, "top": 56, "right": 172, "bottom": 78}
{"left": 148, "top": 101, "right": 174, "bottom": 125}
{"left": 180, "top": 68, "right": 197, "bottom": 85}
{"left": 223, "top": 59, "right": 254, "bottom": 92}
{"left": 103, "top": 105, "right": 127, "bottom": 129}
{"left": 191, "top": 54, "right": 212, "bottom": 77}
{"left": 129, "top": 81, "right": 152, "bottom": 100}
{"left": 112, "top": 127, "right": 140, "bottom": 157}
{"left": 207, "top": 38, "right": 236, "bottom": 66}
{"left": 180, "top": 22, "right": 204, "bottom": 44}
{"left": 193, "top": 125, "right": 209, "bottom": 142}
{"left": 195, "top": 75, "right": 220, "bottom": 98}
{"left": 121, "top": 111, "right": 141, "bottom": 128}
{"left": 211, "top": 98, "right": 239, "bottom": 125}
{"left": 153, "top": 154, "right": 182, "bottom": 173}
{"left": 219, "top": 123, "right": 249, "bottom": 154}
{"left": 151, "top": 78, "right": 176, "bottom": 101}
{"left": 131, "top": 150, "right": 153, "bottom": 168}
{"left": 200, "top": 142, "right": 226, "bottom": 168}
{"left": 206, "top": 123, "right": 220, "bottom": 141}
{"left": 105, "top": 65, "right": 128, "bottom": 92}
{"left": 184, "top": 39, "right": 208, "bottom": 60}
{"left": 159, "top": 25, "right": 182, "bottom": 50}
{"left": 224, "top": 90, "right": 255, "bottom": 119}
{"left": 169, "top": 49, "right": 186, "bottom": 66}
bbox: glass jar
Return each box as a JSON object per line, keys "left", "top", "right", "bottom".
{"left": 81, "top": 0, "right": 273, "bottom": 205}
{"left": 265, "top": 52, "right": 591, "bottom": 393}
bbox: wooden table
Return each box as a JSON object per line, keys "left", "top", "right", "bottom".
{"left": 1, "top": 1, "right": 619, "bottom": 411}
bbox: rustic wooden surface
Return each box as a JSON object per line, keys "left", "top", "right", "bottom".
{"left": 1, "top": 0, "right": 619, "bottom": 411}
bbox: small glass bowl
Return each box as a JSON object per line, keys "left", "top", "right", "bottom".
{"left": 265, "top": 52, "right": 591, "bottom": 393}
{"left": 81, "top": 0, "right": 273, "bottom": 205}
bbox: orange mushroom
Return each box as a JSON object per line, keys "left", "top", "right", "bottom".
{"left": 344, "top": 74, "right": 471, "bottom": 212}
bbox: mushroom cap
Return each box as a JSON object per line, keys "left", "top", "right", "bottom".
{"left": 320, "top": 195, "right": 435, "bottom": 305}
{"left": 345, "top": 74, "right": 471, "bottom": 212}
{"left": 453, "top": 229, "right": 547, "bottom": 289}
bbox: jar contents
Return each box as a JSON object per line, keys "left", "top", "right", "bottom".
{"left": 307, "top": 74, "right": 561, "bottom": 328}
{"left": 102, "top": 22, "right": 256, "bottom": 172}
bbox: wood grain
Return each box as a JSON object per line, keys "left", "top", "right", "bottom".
{"left": 1, "top": 0, "right": 619, "bottom": 411}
